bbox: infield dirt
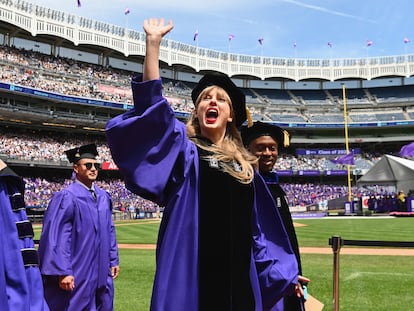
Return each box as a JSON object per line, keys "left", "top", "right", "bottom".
{"left": 117, "top": 244, "right": 414, "bottom": 256}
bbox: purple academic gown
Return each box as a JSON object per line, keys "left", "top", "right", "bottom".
{"left": 106, "top": 77, "right": 298, "bottom": 311}
{"left": 0, "top": 167, "right": 49, "bottom": 311}
{"left": 38, "top": 182, "right": 119, "bottom": 311}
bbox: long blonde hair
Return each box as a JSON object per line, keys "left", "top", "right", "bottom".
{"left": 186, "top": 86, "right": 257, "bottom": 184}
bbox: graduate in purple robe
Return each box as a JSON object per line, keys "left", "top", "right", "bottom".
{"left": 0, "top": 159, "right": 49, "bottom": 311}
{"left": 106, "top": 18, "right": 299, "bottom": 311}
{"left": 241, "top": 121, "right": 310, "bottom": 310}
{"left": 38, "top": 144, "right": 119, "bottom": 311}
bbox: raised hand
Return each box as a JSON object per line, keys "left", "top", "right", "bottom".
{"left": 143, "top": 18, "right": 174, "bottom": 81}
{"left": 143, "top": 18, "right": 173, "bottom": 42}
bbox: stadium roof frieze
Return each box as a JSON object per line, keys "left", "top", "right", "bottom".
{"left": 1, "top": 1, "right": 414, "bottom": 83}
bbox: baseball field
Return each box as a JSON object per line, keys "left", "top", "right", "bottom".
{"left": 35, "top": 216, "right": 414, "bottom": 310}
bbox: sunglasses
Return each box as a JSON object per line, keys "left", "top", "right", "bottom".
{"left": 80, "top": 162, "right": 101, "bottom": 170}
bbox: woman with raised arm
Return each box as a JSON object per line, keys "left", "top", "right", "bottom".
{"left": 106, "top": 18, "right": 300, "bottom": 311}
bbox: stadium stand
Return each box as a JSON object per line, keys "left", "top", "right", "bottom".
{"left": 1, "top": 0, "right": 414, "bottom": 215}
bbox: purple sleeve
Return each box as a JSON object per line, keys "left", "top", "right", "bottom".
{"left": 106, "top": 77, "right": 200, "bottom": 310}
{"left": 0, "top": 179, "right": 30, "bottom": 309}
{"left": 252, "top": 175, "right": 299, "bottom": 309}
{"left": 105, "top": 77, "right": 192, "bottom": 206}
{"left": 109, "top": 199, "right": 119, "bottom": 266}
{"left": 38, "top": 191, "right": 74, "bottom": 276}
{"left": 1, "top": 175, "right": 50, "bottom": 310}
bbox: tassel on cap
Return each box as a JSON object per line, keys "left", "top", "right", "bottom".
{"left": 283, "top": 130, "right": 290, "bottom": 147}
{"left": 246, "top": 107, "right": 253, "bottom": 128}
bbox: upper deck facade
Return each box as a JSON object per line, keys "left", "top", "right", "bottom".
{"left": 1, "top": 0, "right": 414, "bottom": 84}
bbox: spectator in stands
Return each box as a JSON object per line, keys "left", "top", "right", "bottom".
{"left": 241, "top": 121, "right": 310, "bottom": 310}
{"left": 106, "top": 18, "right": 299, "bottom": 311}
{"left": 38, "top": 144, "right": 119, "bottom": 311}
{"left": 0, "top": 158, "right": 49, "bottom": 310}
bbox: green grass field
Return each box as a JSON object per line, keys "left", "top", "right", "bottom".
{"left": 35, "top": 217, "right": 414, "bottom": 310}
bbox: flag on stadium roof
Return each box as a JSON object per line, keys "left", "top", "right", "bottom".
{"left": 399, "top": 142, "right": 414, "bottom": 157}
{"left": 228, "top": 34, "right": 235, "bottom": 41}
{"left": 330, "top": 152, "right": 355, "bottom": 165}
{"left": 124, "top": 7, "right": 130, "bottom": 15}
{"left": 366, "top": 40, "right": 373, "bottom": 47}
{"left": 193, "top": 30, "right": 199, "bottom": 41}
{"left": 293, "top": 41, "right": 297, "bottom": 48}
{"left": 404, "top": 37, "right": 410, "bottom": 44}
{"left": 328, "top": 41, "right": 332, "bottom": 48}
{"left": 77, "top": 0, "right": 81, "bottom": 7}
{"left": 258, "top": 38, "right": 264, "bottom": 45}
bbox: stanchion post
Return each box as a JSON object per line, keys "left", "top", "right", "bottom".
{"left": 331, "top": 235, "right": 342, "bottom": 311}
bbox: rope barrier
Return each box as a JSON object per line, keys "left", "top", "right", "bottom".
{"left": 328, "top": 236, "right": 414, "bottom": 311}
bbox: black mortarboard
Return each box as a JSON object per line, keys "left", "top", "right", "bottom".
{"left": 65, "top": 143, "right": 98, "bottom": 163}
{"left": 191, "top": 72, "right": 246, "bottom": 127}
{"left": 240, "top": 121, "right": 290, "bottom": 148}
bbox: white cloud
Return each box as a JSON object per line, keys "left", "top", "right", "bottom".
{"left": 277, "top": 0, "right": 376, "bottom": 23}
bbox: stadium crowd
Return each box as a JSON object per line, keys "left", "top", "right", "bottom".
{"left": 0, "top": 126, "right": 381, "bottom": 170}
{"left": 0, "top": 126, "right": 403, "bottom": 212}
{"left": 23, "top": 177, "right": 161, "bottom": 215}
{"left": 0, "top": 44, "right": 194, "bottom": 112}
{"left": 2, "top": 43, "right": 414, "bottom": 124}
{"left": 3, "top": 44, "right": 409, "bottom": 121}
{"left": 0, "top": 44, "right": 409, "bottom": 214}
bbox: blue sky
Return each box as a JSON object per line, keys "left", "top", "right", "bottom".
{"left": 30, "top": 0, "right": 413, "bottom": 59}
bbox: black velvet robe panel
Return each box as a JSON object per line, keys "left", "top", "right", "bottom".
{"left": 197, "top": 146, "right": 255, "bottom": 311}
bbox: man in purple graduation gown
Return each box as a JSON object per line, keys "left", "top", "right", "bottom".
{"left": 38, "top": 144, "right": 119, "bottom": 311}
{"left": 0, "top": 158, "right": 49, "bottom": 311}
{"left": 241, "top": 121, "right": 310, "bottom": 310}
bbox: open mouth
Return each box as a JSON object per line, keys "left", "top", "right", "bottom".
{"left": 205, "top": 108, "right": 218, "bottom": 123}
{"left": 260, "top": 157, "right": 274, "bottom": 166}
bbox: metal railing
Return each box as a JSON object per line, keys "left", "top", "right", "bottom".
{"left": 329, "top": 236, "right": 414, "bottom": 311}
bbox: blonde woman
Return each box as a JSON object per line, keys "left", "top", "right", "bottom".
{"left": 106, "top": 18, "right": 299, "bottom": 311}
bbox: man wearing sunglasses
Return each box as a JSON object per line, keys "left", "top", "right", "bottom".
{"left": 39, "top": 143, "right": 120, "bottom": 311}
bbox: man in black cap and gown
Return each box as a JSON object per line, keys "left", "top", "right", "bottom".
{"left": 38, "top": 143, "right": 119, "bottom": 311}
{"left": 241, "top": 121, "right": 309, "bottom": 311}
